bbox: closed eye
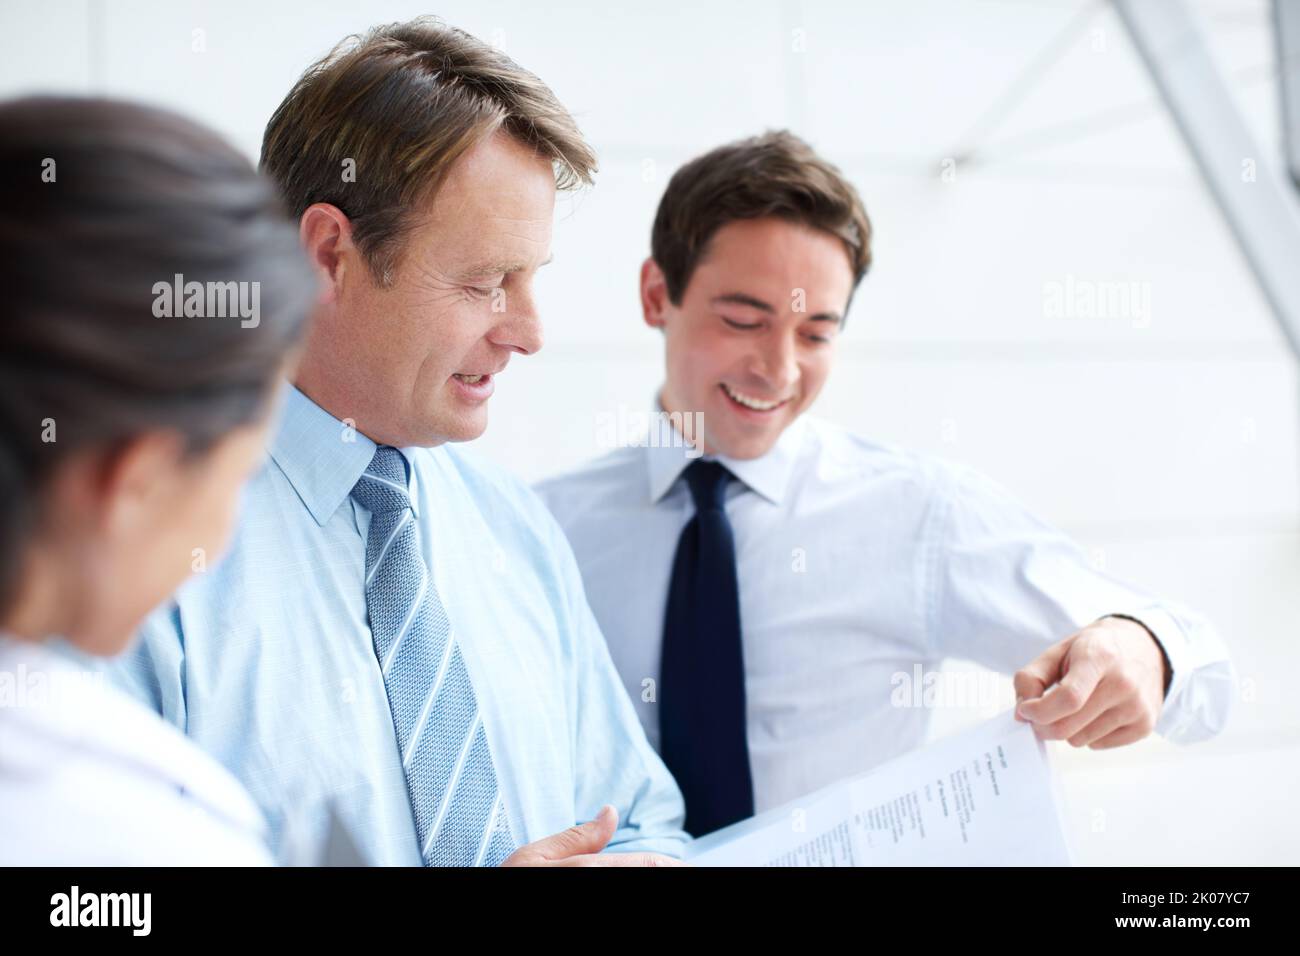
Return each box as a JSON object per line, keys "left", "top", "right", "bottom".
{"left": 722, "top": 317, "right": 762, "bottom": 330}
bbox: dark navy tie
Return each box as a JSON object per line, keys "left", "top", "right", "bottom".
{"left": 659, "top": 459, "right": 754, "bottom": 836}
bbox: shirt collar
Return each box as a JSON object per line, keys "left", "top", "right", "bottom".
{"left": 645, "top": 390, "right": 807, "bottom": 507}
{"left": 267, "top": 382, "right": 421, "bottom": 525}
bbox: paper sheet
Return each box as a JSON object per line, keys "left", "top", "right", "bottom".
{"left": 685, "top": 710, "right": 1072, "bottom": 866}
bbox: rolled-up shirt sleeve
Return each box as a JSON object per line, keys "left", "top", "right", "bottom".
{"left": 926, "top": 461, "right": 1235, "bottom": 744}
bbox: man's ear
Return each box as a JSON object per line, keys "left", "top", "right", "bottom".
{"left": 299, "top": 203, "right": 356, "bottom": 305}
{"left": 640, "top": 257, "right": 672, "bottom": 330}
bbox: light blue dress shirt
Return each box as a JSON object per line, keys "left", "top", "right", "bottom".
{"left": 110, "top": 383, "right": 688, "bottom": 865}
{"left": 536, "top": 411, "right": 1236, "bottom": 814}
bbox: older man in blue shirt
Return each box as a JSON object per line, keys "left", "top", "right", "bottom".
{"left": 112, "top": 18, "right": 686, "bottom": 866}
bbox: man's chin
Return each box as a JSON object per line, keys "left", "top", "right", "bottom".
{"left": 390, "top": 408, "right": 486, "bottom": 448}
{"left": 438, "top": 409, "right": 490, "bottom": 445}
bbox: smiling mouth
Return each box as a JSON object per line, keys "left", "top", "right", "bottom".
{"left": 720, "top": 382, "right": 790, "bottom": 412}
{"left": 454, "top": 373, "right": 489, "bottom": 384}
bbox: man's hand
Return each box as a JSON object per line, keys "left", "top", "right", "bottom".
{"left": 1013, "top": 616, "right": 1169, "bottom": 750}
{"left": 501, "top": 805, "right": 686, "bottom": 867}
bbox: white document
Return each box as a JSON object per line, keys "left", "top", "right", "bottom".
{"left": 685, "top": 710, "right": 1073, "bottom": 866}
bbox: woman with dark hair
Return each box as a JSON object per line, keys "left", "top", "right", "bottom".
{"left": 0, "top": 96, "right": 317, "bottom": 864}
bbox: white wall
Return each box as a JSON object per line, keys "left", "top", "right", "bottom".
{"left": 3, "top": 0, "right": 1295, "bottom": 864}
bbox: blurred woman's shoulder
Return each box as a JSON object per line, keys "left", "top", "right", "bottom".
{"left": 0, "top": 636, "right": 273, "bottom": 866}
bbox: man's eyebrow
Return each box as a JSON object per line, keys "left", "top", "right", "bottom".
{"left": 712, "top": 292, "right": 775, "bottom": 313}
{"left": 457, "top": 254, "right": 554, "bottom": 281}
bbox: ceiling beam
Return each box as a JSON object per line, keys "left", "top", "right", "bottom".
{"left": 1115, "top": 0, "right": 1300, "bottom": 362}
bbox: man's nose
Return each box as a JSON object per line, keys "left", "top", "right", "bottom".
{"left": 488, "top": 284, "right": 544, "bottom": 356}
{"left": 753, "top": 333, "right": 799, "bottom": 392}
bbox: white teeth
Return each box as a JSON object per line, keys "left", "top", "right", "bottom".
{"left": 723, "top": 383, "right": 782, "bottom": 411}
{"left": 456, "top": 374, "right": 483, "bottom": 383}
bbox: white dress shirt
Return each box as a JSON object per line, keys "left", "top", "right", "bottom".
{"left": 536, "top": 411, "right": 1236, "bottom": 813}
{"left": 0, "top": 636, "right": 272, "bottom": 865}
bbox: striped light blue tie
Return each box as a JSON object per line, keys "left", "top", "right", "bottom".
{"left": 351, "top": 446, "right": 516, "bottom": 867}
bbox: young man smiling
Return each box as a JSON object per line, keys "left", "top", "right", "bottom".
{"left": 536, "top": 131, "right": 1234, "bottom": 838}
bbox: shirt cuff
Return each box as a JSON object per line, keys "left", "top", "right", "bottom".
{"left": 1099, "top": 605, "right": 1216, "bottom": 741}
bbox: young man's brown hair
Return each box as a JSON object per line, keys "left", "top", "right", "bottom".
{"left": 260, "top": 16, "right": 597, "bottom": 286}
{"left": 651, "top": 130, "right": 871, "bottom": 308}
